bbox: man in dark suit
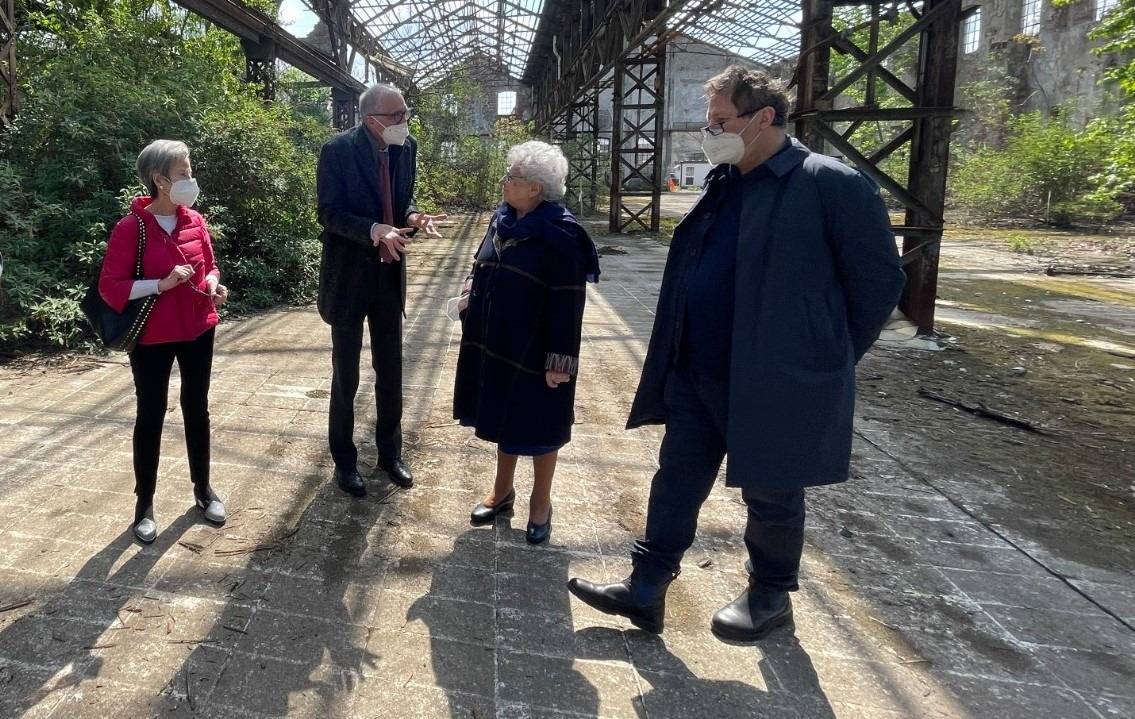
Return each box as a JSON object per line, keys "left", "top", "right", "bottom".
{"left": 568, "top": 66, "right": 905, "bottom": 642}
{"left": 316, "top": 83, "right": 446, "bottom": 497}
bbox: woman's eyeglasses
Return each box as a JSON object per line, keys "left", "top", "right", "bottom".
{"left": 502, "top": 172, "right": 528, "bottom": 184}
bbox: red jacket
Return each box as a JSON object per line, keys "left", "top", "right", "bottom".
{"left": 98, "top": 196, "right": 220, "bottom": 345}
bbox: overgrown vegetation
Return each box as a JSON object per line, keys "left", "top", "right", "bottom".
{"left": 0, "top": 1, "right": 331, "bottom": 349}
{"left": 0, "top": 3, "right": 539, "bottom": 352}
{"left": 407, "top": 74, "right": 534, "bottom": 212}
{"left": 948, "top": 6, "right": 1135, "bottom": 226}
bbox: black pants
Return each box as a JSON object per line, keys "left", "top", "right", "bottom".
{"left": 329, "top": 294, "right": 403, "bottom": 471}
{"left": 631, "top": 369, "right": 806, "bottom": 591}
{"left": 128, "top": 328, "right": 215, "bottom": 502}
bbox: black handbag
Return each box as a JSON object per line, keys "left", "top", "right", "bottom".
{"left": 81, "top": 211, "right": 158, "bottom": 352}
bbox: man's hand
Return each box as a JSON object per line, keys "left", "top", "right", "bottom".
{"left": 408, "top": 212, "right": 448, "bottom": 238}
{"left": 371, "top": 223, "right": 415, "bottom": 262}
{"left": 545, "top": 371, "right": 571, "bottom": 388}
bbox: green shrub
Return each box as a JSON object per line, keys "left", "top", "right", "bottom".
{"left": 949, "top": 110, "right": 1122, "bottom": 226}
{"left": 0, "top": 3, "right": 331, "bottom": 350}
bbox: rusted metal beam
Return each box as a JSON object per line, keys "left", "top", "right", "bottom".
{"left": 1, "top": 0, "right": 16, "bottom": 125}
{"left": 795, "top": 0, "right": 833, "bottom": 153}
{"left": 901, "top": 0, "right": 961, "bottom": 334}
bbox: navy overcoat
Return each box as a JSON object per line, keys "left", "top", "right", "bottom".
{"left": 627, "top": 138, "right": 906, "bottom": 490}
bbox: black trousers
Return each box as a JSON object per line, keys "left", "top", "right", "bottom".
{"left": 128, "top": 328, "right": 215, "bottom": 502}
{"left": 329, "top": 292, "right": 403, "bottom": 471}
{"left": 631, "top": 369, "right": 806, "bottom": 591}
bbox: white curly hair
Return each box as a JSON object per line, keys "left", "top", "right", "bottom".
{"left": 507, "top": 140, "right": 568, "bottom": 202}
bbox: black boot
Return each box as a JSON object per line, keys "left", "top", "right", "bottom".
{"left": 567, "top": 570, "right": 675, "bottom": 634}
{"left": 711, "top": 580, "right": 794, "bottom": 642}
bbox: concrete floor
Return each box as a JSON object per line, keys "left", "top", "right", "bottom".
{"left": 0, "top": 212, "right": 1132, "bottom": 718}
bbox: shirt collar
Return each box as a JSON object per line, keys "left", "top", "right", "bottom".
{"left": 763, "top": 135, "right": 809, "bottom": 177}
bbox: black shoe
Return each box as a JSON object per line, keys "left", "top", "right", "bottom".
{"left": 525, "top": 506, "right": 552, "bottom": 545}
{"left": 470, "top": 489, "right": 515, "bottom": 524}
{"left": 335, "top": 467, "right": 366, "bottom": 498}
{"left": 567, "top": 571, "right": 674, "bottom": 634}
{"left": 378, "top": 457, "right": 413, "bottom": 488}
{"left": 711, "top": 581, "right": 794, "bottom": 642}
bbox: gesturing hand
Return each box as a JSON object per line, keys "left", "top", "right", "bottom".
{"left": 545, "top": 371, "right": 571, "bottom": 388}
{"left": 371, "top": 223, "right": 415, "bottom": 262}
{"left": 410, "top": 212, "right": 448, "bottom": 238}
{"left": 158, "top": 264, "right": 193, "bottom": 293}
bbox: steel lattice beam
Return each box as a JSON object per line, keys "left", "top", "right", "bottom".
{"left": 609, "top": 39, "right": 665, "bottom": 233}
{"left": 792, "top": 0, "right": 963, "bottom": 334}
{"left": 565, "top": 90, "right": 600, "bottom": 214}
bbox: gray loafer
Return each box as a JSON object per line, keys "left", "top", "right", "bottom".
{"left": 133, "top": 517, "right": 157, "bottom": 544}
{"left": 195, "top": 495, "right": 226, "bottom": 525}
{"left": 194, "top": 486, "right": 227, "bottom": 524}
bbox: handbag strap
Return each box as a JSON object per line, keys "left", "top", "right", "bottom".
{"left": 129, "top": 211, "right": 148, "bottom": 281}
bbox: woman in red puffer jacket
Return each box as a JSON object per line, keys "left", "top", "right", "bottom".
{"left": 99, "top": 139, "right": 230, "bottom": 544}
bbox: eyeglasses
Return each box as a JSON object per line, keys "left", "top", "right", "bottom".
{"left": 368, "top": 108, "right": 413, "bottom": 124}
{"left": 702, "top": 108, "right": 759, "bottom": 137}
{"left": 502, "top": 172, "right": 528, "bottom": 184}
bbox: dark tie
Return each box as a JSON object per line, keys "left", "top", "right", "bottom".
{"left": 377, "top": 149, "right": 394, "bottom": 226}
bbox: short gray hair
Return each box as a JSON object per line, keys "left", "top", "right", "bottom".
{"left": 136, "top": 139, "right": 190, "bottom": 197}
{"left": 705, "top": 65, "right": 788, "bottom": 126}
{"left": 360, "top": 83, "right": 403, "bottom": 116}
{"left": 507, "top": 141, "right": 568, "bottom": 201}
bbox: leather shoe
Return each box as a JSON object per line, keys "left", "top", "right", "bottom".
{"left": 470, "top": 489, "right": 515, "bottom": 524}
{"left": 525, "top": 506, "right": 552, "bottom": 545}
{"left": 133, "top": 506, "right": 157, "bottom": 544}
{"left": 194, "top": 485, "right": 226, "bottom": 525}
{"left": 567, "top": 571, "right": 673, "bottom": 634}
{"left": 378, "top": 457, "right": 413, "bottom": 488}
{"left": 335, "top": 467, "right": 366, "bottom": 497}
{"left": 711, "top": 581, "right": 794, "bottom": 642}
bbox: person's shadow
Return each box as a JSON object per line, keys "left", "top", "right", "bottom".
{"left": 405, "top": 527, "right": 600, "bottom": 717}
{"left": 572, "top": 626, "right": 837, "bottom": 718}
{"left": 168, "top": 480, "right": 384, "bottom": 716}
{"left": 0, "top": 510, "right": 196, "bottom": 717}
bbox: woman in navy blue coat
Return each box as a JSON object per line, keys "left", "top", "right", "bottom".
{"left": 453, "top": 141, "right": 600, "bottom": 544}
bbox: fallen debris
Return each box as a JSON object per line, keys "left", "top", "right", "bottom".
{"left": 918, "top": 387, "right": 1045, "bottom": 433}
{"left": 0, "top": 598, "right": 34, "bottom": 613}
{"left": 1044, "top": 263, "right": 1135, "bottom": 279}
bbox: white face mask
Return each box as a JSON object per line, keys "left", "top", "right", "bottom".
{"left": 701, "top": 113, "right": 760, "bottom": 166}
{"left": 381, "top": 122, "right": 410, "bottom": 147}
{"left": 168, "top": 177, "right": 200, "bottom": 207}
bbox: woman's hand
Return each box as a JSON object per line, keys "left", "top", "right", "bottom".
{"left": 212, "top": 283, "right": 229, "bottom": 306}
{"left": 545, "top": 371, "right": 571, "bottom": 388}
{"left": 158, "top": 264, "right": 193, "bottom": 293}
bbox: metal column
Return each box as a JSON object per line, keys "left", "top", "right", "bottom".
{"left": 1, "top": 0, "right": 15, "bottom": 126}
{"left": 565, "top": 90, "right": 600, "bottom": 215}
{"left": 901, "top": 0, "right": 962, "bottom": 334}
{"left": 332, "top": 87, "right": 358, "bottom": 130}
{"left": 241, "top": 37, "right": 277, "bottom": 101}
{"left": 609, "top": 38, "right": 666, "bottom": 233}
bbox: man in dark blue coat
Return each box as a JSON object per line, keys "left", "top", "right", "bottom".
{"left": 568, "top": 66, "right": 905, "bottom": 641}
{"left": 317, "top": 83, "right": 446, "bottom": 497}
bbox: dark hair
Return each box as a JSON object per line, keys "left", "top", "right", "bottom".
{"left": 704, "top": 65, "right": 788, "bottom": 126}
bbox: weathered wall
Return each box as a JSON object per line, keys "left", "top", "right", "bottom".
{"left": 957, "top": 0, "right": 1126, "bottom": 124}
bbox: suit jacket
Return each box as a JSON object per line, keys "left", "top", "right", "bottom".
{"left": 316, "top": 124, "right": 419, "bottom": 327}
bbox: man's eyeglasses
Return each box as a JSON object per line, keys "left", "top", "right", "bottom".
{"left": 368, "top": 108, "right": 413, "bottom": 124}
{"left": 702, "top": 108, "right": 759, "bottom": 137}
